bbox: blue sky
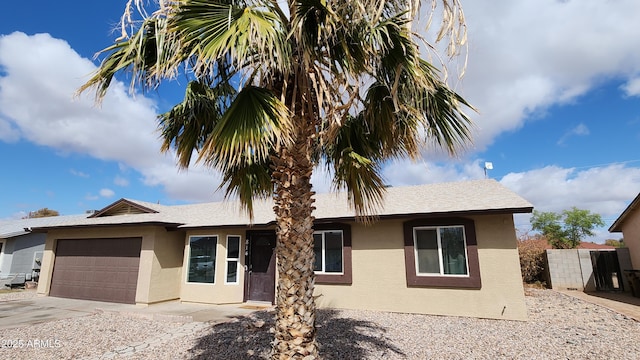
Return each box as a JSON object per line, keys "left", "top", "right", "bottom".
{"left": 1, "top": 1, "right": 640, "bottom": 242}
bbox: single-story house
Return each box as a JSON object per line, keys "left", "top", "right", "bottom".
{"left": 610, "top": 192, "right": 640, "bottom": 269}
{"left": 34, "top": 179, "right": 533, "bottom": 320}
{"left": 0, "top": 215, "right": 85, "bottom": 284}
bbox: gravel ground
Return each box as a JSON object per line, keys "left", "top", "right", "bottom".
{"left": 1, "top": 289, "right": 639, "bottom": 359}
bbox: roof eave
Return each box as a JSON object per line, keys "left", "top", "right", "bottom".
{"left": 609, "top": 193, "right": 640, "bottom": 232}
{"left": 31, "top": 221, "right": 184, "bottom": 232}
{"left": 315, "top": 207, "right": 534, "bottom": 223}
{"left": 176, "top": 207, "right": 533, "bottom": 229}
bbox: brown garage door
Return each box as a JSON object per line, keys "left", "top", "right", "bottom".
{"left": 50, "top": 238, "right": 142, "bottom": 304}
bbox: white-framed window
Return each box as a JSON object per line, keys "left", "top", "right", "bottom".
{"left": 32, "top": 251, "right": 43, "bottom": 270}
{"left": 187, "top": 235, "right": 217, "bottom": 284}
{"left": 414, "top": 225, "right": 469, "bottom": 276}
{"left": 225, "top": 235, "right": 241, "bottom": 284}
{"left": 313, "top": 230, "right": 343, "bottom": 274}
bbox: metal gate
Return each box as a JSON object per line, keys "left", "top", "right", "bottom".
{"left": 590, "top": 251, "right": 624, "bottom": 291}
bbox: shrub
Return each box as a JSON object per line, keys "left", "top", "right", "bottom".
{"left": 517, "top": 235, "right": 549, "bottom": 284}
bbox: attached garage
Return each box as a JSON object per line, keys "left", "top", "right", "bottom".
{"left": 49, "top": 238, "right": 142, "bottom": 304}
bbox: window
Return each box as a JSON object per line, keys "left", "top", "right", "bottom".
{"left": 404, "top": 218, "right": 481, "bottom": 288}
{"left": 414, "top": 226, "right": 468, "bottom": 276}
{"left": 225, "top": 235, "right": 241, "bottom": 284}
{"left": 187, "top": 236, "right": 217, "bottom": 283}
{"left": 314, "top": 230, "right": 343, "bottom": 273}
{"left": 313, "top": 223, "right": 352, "bottom": 284}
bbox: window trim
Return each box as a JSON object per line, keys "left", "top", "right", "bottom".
{"left": 186, "top": 235, "right": 218, "bottom": 285}
{"left": 313, "top": 223, "right": 352, "bottom": 285}
{"left": 314, "top": 230, "right": 344, "bottom": 275}
{"left": 404, "top": 218, "right": 481, "bottom": 289}
{"left": 225, "top": 235, "right": 241, "bottom": 285}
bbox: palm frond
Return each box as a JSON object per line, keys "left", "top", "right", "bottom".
{"left": 170, "top": 0, "right": 290, "bottom": 75}
{"left": 219, "top": 160, "right": 273, "bottom": 219}
{"left": 412, "top": 60, "right": 474, "bottom": 154}
{"left": 158, "top": 80, "right": 235, "bottom": 168}
{"left": 326, "top": 115, "right": 387, "bottom": 219}
{"left": 198, "top": 85, "right": 292, "bottom": 169}
{"left": 77, "top": 16, "right": 183, "bottom": 101}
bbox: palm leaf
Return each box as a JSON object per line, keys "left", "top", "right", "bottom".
{"left": 170, "top": 0, "right": 290, "bottom": 74}
{"left": 158, "top": 80, "right": 235, "bottom": 168}
{"left": 199, "top": 85, "right": 291, "bottom": 169}
{"left": 219, "top": 159, "right": 273, "bottom": 218}
{"left": 78, "top": 17, "right": 183, "bottom": 101}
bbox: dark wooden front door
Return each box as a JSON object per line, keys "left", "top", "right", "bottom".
{"left": 245, "top": 231, "right": 276, "bottom": 303}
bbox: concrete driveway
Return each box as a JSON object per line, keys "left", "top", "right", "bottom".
{"left": 0, "top": 294, "right": 269, "bottom": 330}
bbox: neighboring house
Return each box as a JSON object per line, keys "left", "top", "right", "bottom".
{"left": 0, "top": 215, "right": 86, "bottom": 282}
{"left": 34, "top": 179, "right": 533, "bottom": 320}
{"left": 610, "top": 192, "right": 640, "bottom": 269}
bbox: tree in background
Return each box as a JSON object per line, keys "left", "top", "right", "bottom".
{"left": 604, "top": 238, "right": 625, "bottom": 248}
{"left": 530, "top": 207, "right": 604, "bottom": 249}
{"left": 23, "top": 208, "right": 60, "bottom": 219}
{"left": 79, "top": 1, "right": 473, "bottom": 357}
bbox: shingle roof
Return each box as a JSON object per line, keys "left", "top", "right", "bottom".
{"left": 0, "top": 214, "right": 88, "bottom": 238}
{"left": 609, "top": 192, "right": 640, "bottom": 232}
{"left": 31, "top": 179, "right": 533, "bottom": 231}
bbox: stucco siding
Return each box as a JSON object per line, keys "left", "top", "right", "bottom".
{"left": 314, "top": 215, "right": 528, "bottom": 321}
{"left": 180, "top": 229, "right": 246, "bottom": 304}
{"left": 620, "top": 208, "right": 640, "bottom": 269}
{"left": 143, "top": 228, "right": 185, "bottom": 303}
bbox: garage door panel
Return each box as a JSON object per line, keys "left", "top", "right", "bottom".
{"left": 50, "top": 238, "right": 142, "bottom": 304}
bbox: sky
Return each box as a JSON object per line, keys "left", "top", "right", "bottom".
{"left": 1, "top": 1, "right": 639, "bottom": 242}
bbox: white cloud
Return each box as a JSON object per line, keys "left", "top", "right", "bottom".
{"left": 557, "top": 123, "right": 590, "bottom": 145}
{"left": 622, "top": 77, "right": 640, "bottom": 97}
{"left": 0, "top": 32, "right": 218, "bottom": 204}
{"left": 500, "top": 164, "right": 640, "bottom": 242}
{"left": 99, "top": 188, "right": 115, "bottom": 198}
{"left": 70, "top": 169, "right": 90, "bottom": 178}
{"left": 0, "top": 118, "right": 19, "bottom": 142}
{"left": 500, "top": 164, "right": 640, "bottom": 217}
{"left": 113, "top": 175, "right": 129, "bottom": 187}
{"left": 448, "top": 0, "right": 640, "bottom": 150}
{"left": 140, "top": 161, "right": 224, "bottom": 203}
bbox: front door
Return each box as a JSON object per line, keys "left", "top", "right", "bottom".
{"left": 245, "top": 231, "right": 276, "bottom": 303}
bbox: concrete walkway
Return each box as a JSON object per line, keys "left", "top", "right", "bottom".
{"left": 0, "top": 293, "right": 270, "bottom": 330}
{"left": 558, "top": 290, "right": 640, "bottom": 321}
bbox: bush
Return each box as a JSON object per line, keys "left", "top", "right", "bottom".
{"left": 517, "top": 235, "right": 548, "bottom": 284}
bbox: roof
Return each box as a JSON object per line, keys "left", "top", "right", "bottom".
{"left": 577, "top": 242, "right": 616, "bottom": 250}
{"left": 32, "top": 179, "right": 533, "bottom": 231}
{"left": 0, "top": 214, "right": 88, "bottom": 238}
{"left": 609, "top": 192, "right": 640, "bottom": 232}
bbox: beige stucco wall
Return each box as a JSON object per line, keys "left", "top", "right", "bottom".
{"left": 180, "top": 229, "right": 246, "bottom": 304}
{"left": 37, "top": 226, "right": 185, "bottom": 305}
{"left": 314, "top": 215, "right": 528, "bottom": 321}
{"left": 620, "top": 208, "right": 640, "bottom": 269}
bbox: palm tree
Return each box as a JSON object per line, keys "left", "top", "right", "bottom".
{"left": 79, "top": 0, "right": 473, "bottom": 358}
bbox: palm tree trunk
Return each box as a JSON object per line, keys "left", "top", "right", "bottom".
{"left": 271, "top": 118, "right": 319, "bottom": 359}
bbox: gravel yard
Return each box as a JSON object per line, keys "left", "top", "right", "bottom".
{"left": 1, "top": 288, "right": 639, "bottom": 359}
